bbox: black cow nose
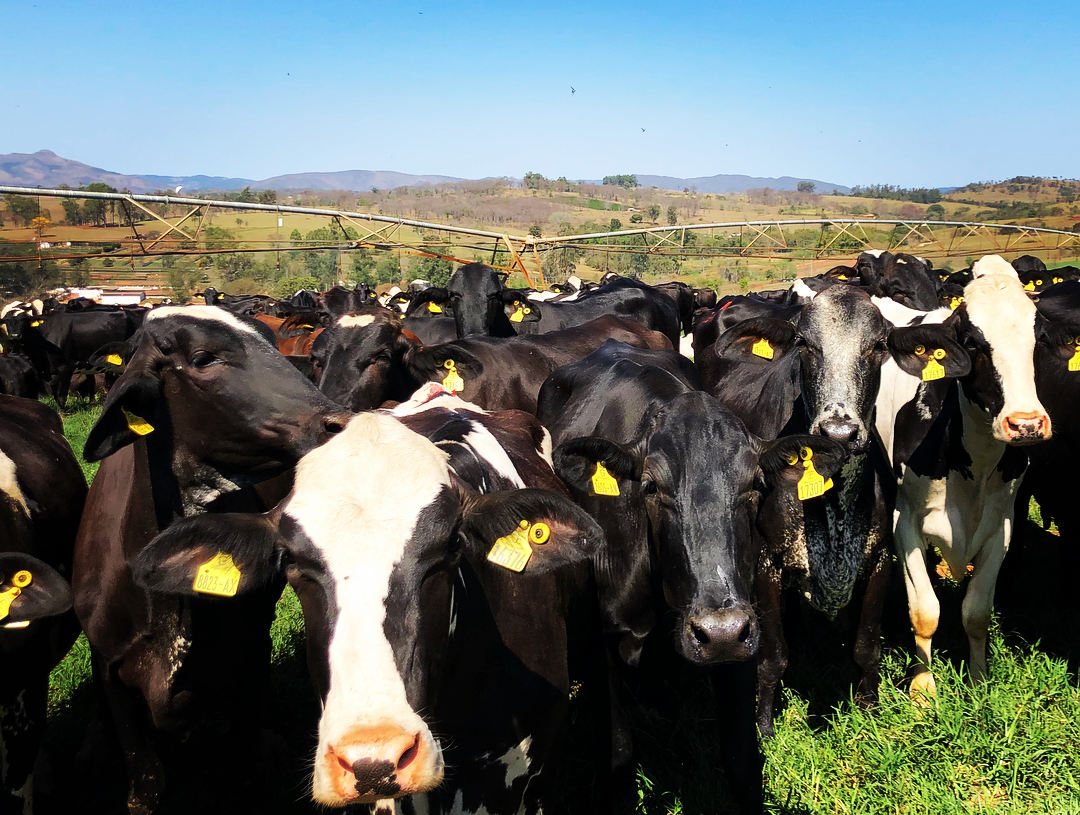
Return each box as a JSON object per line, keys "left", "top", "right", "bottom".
{"left": 685, "top": 606, "right": 758, "bottom": 664}
{"left": 819, "top": 419, "right": 859, "bottom": 444}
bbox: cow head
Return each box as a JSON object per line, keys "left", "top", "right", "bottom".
{"left": 947, "top": 256, "right": 1051, "bottom": 443}
{"left": 554, "top": 393, "right": 820, "bottom": 665}
{"left": 132, "top": 412, "right": 602, "bottom": 807}
{"left": 312, "top": 313, "right": 415, "bottom": 411}
{"left": 717, "top": 286, "right": 969, "bottom": 453}
{"left": 84, "top": 306, "right": 351, "bottom": 492}
{"left": 446, "top": 263, "right": 510, "bottom": 337}
{"left": 0, "top": 552, "right": 72, "bottom": 629}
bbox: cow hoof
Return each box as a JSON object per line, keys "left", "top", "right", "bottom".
{"left": 909, "top": 672, "right": 937, "bottom": 707}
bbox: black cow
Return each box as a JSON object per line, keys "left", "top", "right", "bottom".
{"left": 133, "top": 389, "right": 608, "bottom": 813}
{"left": 703, "top": 284, "right": 969, "bottom": 734}
{"left": 318, "top": 285, "right": 377, "bottom": 318}
{"left": 0, "top": 396, "right": 86, "bottom": 812}
{"left": 315, "top": 314, "right": 672, "bottom": 413}
{"left": 539, "top": 341, "right": 841, "bottom": 811}
{"left": 502, "top": 278, "right": 682, "bottom": 349}
{"left": 0, "top": 353, "right": 40, "bottom": 398}
{"left": 652, "top": 281, "right": 696, "bottom": 336}
{"left": 856, "top": 250, "right": 940, "bottom": 309}
{"left": 74, "top": 305, "right": 350, "bottom": 814}
{"left": 403, "top": 262, "right": 514, "bottom": 339}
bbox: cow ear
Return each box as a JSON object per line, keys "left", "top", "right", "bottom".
{"left": 0, "top": 553, "right": 71, "bottom": 626}
{"left": 887, "top": 324, "right": 970, "bottom": 380}
{"left": 131, "top": 513, "right": 283, "bottom": 599}
{"left": 407, "top": 287, "right": 450, "bottom": 315}
{"left": 553, "top": 436, "right": 644, "bottom": 497}
{"left": 714, "top": 317, "right": 797, "bottom": 364}
{"left": 758, "top": 435, "right": 848, "bottom": 493}
{"left": 502, "top": 295, "right": 541, "bottom": 323}
{"left": 459, "top": 488, "right": 605, "bottom": 575}
{"left": 83, "top": 369, "right": 162, "bottom": 462}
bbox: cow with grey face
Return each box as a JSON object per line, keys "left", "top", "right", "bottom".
{"left": 134, "top": 391, "right": 608, "bottom": 813}
{"left": 701, "top": 284, "right": 969, "bottom": 734}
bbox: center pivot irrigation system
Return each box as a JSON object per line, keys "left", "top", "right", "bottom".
{"left": 3, "top": 186, "right": 1079, "bottom": 289}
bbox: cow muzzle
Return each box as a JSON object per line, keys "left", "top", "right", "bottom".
{"left": 680, "top": 604, "right": 759, "bottom": 664}
{"left": 298, "top": 410, "right": 353, "bottom": 456}
{"left": 315, "top": 723, "right": 443, "bottom": 805}
{"left": 999, "top": 411, "right": 1051, "bottom": 444}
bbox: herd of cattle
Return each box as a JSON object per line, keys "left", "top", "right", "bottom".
{"left": 1, "top": 250, "right": 1079, "bottom": 814}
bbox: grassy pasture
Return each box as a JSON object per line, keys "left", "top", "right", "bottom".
{"left": 38, "top": 397, "right": 1080, "bottom": 813}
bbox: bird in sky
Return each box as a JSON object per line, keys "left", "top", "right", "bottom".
{"left": 641, "top": 128, "right": 646, "bottom": 133}
{"left": 570, "top": 86, "right": 575, "bottom": 94}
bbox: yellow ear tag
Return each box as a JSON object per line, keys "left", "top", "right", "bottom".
{"left": 121, "top": 408, "right": 154, "bottom": 435}
{"left": 751, "top": 338, "right": 774, "bottom": 360}
{"left": 0, "top": 571, "right": 30, "bottom": 621}
{"left": 1024, "top": 281, "right": 1036, "bottom": 291}
{"left": 509, "top": 303, "right": 526, "bottom": 323}
{"left": 192, "top": 552, "right": 242, "bottom": 597}
{"left": 528, "top": 522, "right": 550, "bottom": 544}
{"left": 922, "top": 348, "right": 946, "bottom": 381}
{"left": 1068, "top": 340, "right": 1080, "bottom": 372}
{"left": 591, "top": 462, "right": 620, "bottom": 497}
{"left": 1054, "top": 277, "right": 1063, "bottom": 284}
{"left": 427, "top": 301, "right": 443, "bottom": 314}
{"left": 106, "top": 354, "right": 123, "bottom": 365}
{"left": 487, "top": 520, "right": 533, "bottom": 572}
{"left": 949, "top": 296, "right": 963, "bottom": 310}
{"left": 837, "top": 274, "right": 849, "bottom": 281}
{"left": 441, "top": 359, "right": 464, "bottom": 393}
{"left": 796, "top": 447, "right": 833, "bottom": 501}
{"left": 30, "top": 320, "right": 43, "bottom": 327}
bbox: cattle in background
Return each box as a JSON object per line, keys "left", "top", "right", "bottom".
{"left": 704, "top": 285, "right": 969, "bottom": 734}
{"left": 652, "top": 281, "right": 696, "bottom": 336}
{"left": 199, "top": 287, "right": 283, "bottom": 317}
{"left": 74, "top": 306, "right": 350, "bottom": 813}
{"left": 318, "top": 285, "right": 377, "bottom": 318}
{"left": 874, "top": 255, "right": 1050, "bottom": 700}
{"left": 502, "top": 277, "right": 682, "bottom": 349}
{"left": 402, "top": 262, "right": 515, "bottom": 340}
{"left": 855, "top": 250, "right": 941, "bottom": 309}
{"left": 134, "top": 390, "right": 608, "bottom": 813}
{"left": 0, "top": 396, "right": 86, "bottom": 812}
{"left": 694, "top": 286, "right": 718, "bottom": 310}
{"left": 0, "top": 353, "right": 40, "bottom": 398}
{"left": 314, "top": 314, "right": 671, "bottom": 413}
{"left": 1012, "top": 257, "right": 1080, "bottom": 293}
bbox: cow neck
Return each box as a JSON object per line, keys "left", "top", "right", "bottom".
{"left": 140, "top": 426, "right": 246, "bottom": 523}
{"left": 957, "top": 385, "right": 1011, "bottom": 475}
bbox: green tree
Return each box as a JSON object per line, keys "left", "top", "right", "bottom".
{"left": 646, "top": 205, "right": 661, "bottom": 223}
{"left": 237, "top": 186, "right": 257, "bottom": 203}
{"left": 523, "top": 172, "right": 547, "bottom": 190}
{"left": 629, "top": 213, "right": 643, "bottom": 223}
{"left": 256, "top": 189, "right": 278, "bottom": 205}
{"left": 203, "top": 226, "right": 233, "bottom": 250}
{"left": 351, "top": 248, "right": 377, "bottom": 284}
{"left": 374, "top": 253, "right": 402, "bottom": 285}
{"left": 925, "top": 203, "right": 946, "bottom": 220}
{"left": 797, "top": 181, "right": 816, "bottom": 193}
{"left": 4, "top": 195, "right": 40, "bottom": 226}
{"left": 219, "top": 253, "right": 255, "bottom": 282}
{"left": 666, "top": 205, "right": 678, "bottom": 225}
{"left": 167, "top": 267, "right": 202, "bottom": 303}
{"left": 528, "top": 225, "right": 543, "bottom": 238}
{"left": 272, "top": 275, "right": 319, "bottom": 300}
{"left": 602, "top": 174, "right": 638, "bottom": 189}
{"left": 609, "top": 218, "right": 622, "bottom": 231}
{"left": 411, "top": 254, "right": 453, "bottom": 287}
{"left": 61, "top": 198, "right": 83, "bottom": 225}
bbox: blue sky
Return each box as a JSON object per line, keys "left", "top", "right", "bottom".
{"left": 5, "top": 0, "right": 1077, "bottom": 187}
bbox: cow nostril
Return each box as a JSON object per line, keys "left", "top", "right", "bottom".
{"left": 397, "top": 734, "right": 420, "bottom": 771}
{"left": 325, "top": 419, "right": 345, "bottom": 434}
{"left": 736, "top": 619, "right": 751, "bottom": 643}
{"left": 690, "top": 620, "right": 711, "bottom": 645}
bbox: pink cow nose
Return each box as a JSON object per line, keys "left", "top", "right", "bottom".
{"left": 325, "top": 725, "right": 433, "bottom": 802}
{"left": 1002, "top": 411, "right": 1051, "bottom": 442}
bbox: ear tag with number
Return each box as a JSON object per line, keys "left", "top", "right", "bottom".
{"left": 0, "top": 571, "right": 31, "bottom": 621}
{"left": 751, "top": 338, "right": 774, "bottom": 360}
{"left": 949, "top": 296, "right": 963, "bottom": 311}
{"left": 591, "top": 462, "right": 620, "bottom": 496}
{"left": 427, "top": 301, "right": 443, "bottom": 314}
{"left": 1024, "top": 281, "right": 1036, "bottom": 292}
{"left": 1068, "top": 338, "right": 1080, "bottom": 372}
{"left": 922, "top": 348, "right": 946, "bottom": 382}
{"left": 509, "top": 303, "right": 526, "bottom": 323}
{"left": 487, "top": 520, "right": 534, "bottom": 572}
{"left": 794, "top": 447, "right": 833, "bottom": 501}
{"left": 441, "top": 359, "right": 464, "bottom": 393}
{"left": 106, "top": 354, "right": 123, "bottom": 365}
{"left": 192, "top": 552, "right": 242, "bottom": 597}
{"left": 121, "top": 408, "right": 154, "bottom": 435}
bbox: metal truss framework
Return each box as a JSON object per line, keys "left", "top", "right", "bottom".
{"left": 2, "top": 187, "right": 1078, "bottom": 287}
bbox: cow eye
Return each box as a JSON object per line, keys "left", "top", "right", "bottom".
{"left": 189, "top": 350, "right": 221, "bottom": 369}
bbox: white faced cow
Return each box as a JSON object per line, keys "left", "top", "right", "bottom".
{"left": 874, "top": 254, "right": 1050, "bottom": 700}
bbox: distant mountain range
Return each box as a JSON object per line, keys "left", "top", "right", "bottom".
{"left": 0, "top": 149, "right": 852, "bottom": 196}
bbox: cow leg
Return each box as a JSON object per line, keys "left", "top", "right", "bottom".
{"left": 896, "top": 514, "right": 939, "bottom": 702}
{"left": 853, "top": 550, "right": 891, "bottom": 706}
{"left": 754, "top": 565, "right": 785, "bottom": 739}
{"left": 98, "top": 664, "right": 165, "bottom": 815}
{"left": 0, "top": 679, "right": 46, "bottom": 815}
{"left": 962, "top": 519, "right": 1011, "bottom": 682}
{"left": 712, "top": 661, "right": 762, "bottom": 814}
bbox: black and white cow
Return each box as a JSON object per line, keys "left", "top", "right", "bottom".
{"left": 873, "top": 255, "right": 1051, "bottom": 699}
{"left": 0, "top": 396, "right": 86, "bottom": 813}
{"left": 133, "top": 388, "right": 607, "bottom": 813}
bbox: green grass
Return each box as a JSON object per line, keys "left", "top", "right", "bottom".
{"left": 43, "top": 400, "right": 1080, "bottom": 813}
